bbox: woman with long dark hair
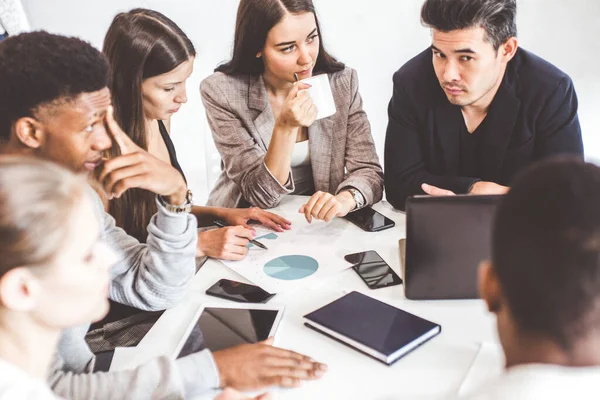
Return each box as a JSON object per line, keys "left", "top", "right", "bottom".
{"left": 103, "top": 8, "right": 291, "bottom": 261}
{"left": 201, "top": 0, "right": 383, "bottom": 223}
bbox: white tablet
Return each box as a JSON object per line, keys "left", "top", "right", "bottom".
{"left": 174, "top": 303, "right": 285, "bottom": 359}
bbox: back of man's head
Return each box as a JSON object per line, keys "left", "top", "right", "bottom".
{"left": 0, "top": 31, "right": 109, "bottom": 141}
{"left": 421, "top": 0, "right": 517, "bottom": 50}
{"left": 493, "top": 157, "right": 600, "bottom": 350}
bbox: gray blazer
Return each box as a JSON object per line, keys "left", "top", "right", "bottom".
{"left": 200, "top": 67, "right": 384, "bottom": 209}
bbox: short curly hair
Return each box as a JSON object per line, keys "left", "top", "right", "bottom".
{"left": 493, "top": 157, "right": 600, "bottom": 349}
{"left": 0, "top": 31, "right": 109, "bottom": 141}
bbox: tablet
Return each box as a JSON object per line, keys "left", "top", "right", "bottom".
{"left": 174, "top": 303, "right": 285, "bottom": 359}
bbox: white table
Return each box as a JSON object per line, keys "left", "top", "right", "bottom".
{"left": 122, "top": 196, "right": 500, "bottom": 399}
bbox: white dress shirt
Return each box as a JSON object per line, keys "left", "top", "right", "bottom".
{"left": 457, "top": 363, "right": 600, "bottom": 400}
{"left": 0, "top": 358, "right": 60, "bottom": 400}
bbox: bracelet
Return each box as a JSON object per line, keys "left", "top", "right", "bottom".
{"left": 158, "top": 189, "right": 193, "bottom": 213}
{"left": 347, "top": 188, "right": 365, "bottom": 211}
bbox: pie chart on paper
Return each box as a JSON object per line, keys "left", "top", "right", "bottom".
{"left": 263, "top": 255, "right": 319, "bottom": 280}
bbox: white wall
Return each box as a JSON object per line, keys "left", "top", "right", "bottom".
{"left": 21, "top": 0, "right": 600, "bottom": 204}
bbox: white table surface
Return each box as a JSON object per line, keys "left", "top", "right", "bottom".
{"left": 118, "top": 195, "right": 500, "bottom": 400}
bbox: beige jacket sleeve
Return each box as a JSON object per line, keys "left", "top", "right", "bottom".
{"left": 201, "top": 77, "right": 293, "bottom": 209}
{"left": 334, "top": 69, "right": 384, "bottom": 205}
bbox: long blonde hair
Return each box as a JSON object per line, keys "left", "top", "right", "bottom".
{"left": 0, "top": 156, "right": 88, "bottom": 277}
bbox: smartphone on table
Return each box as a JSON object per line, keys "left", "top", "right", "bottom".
{"left": 344, "top": 250, "right": 403, "bottom": 289}
{"left": 206, "top": 279, "right": 275, "bottom": 303}
{"left": 344, "top": 206, "right": 395, "bottom": 232}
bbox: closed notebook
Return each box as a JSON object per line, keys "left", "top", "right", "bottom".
{"left": 303, "top": 291, "right": 441, "bottom": 365}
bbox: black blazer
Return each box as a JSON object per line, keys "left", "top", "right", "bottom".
{"left": 384, "top": 48, "right": 584, "bottom": 210}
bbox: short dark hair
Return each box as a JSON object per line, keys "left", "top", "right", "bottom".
{"left": 0, "top": 31, "right": 109, "bottom": 141}
{"left": 216, "top": 0, "right": 344, "bottom": 75}
{"left": 421, "top": 0, "right": 517, "bottom": 50}
{"left": 493, "top": 157, "right": 600, "bottom": 349}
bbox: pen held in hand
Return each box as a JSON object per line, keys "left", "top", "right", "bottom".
{"left": 213, "top": 220, "right": 268, "bottom": 250}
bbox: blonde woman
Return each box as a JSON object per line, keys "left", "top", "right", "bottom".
{"left": 0, "top": 156, "right": 116, "bottom": 399}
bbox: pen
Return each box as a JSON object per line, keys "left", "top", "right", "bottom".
{"left": 213, "top": 220, "right": 268, "bottom": 250}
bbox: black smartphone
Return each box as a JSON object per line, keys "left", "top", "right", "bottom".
{"left": 345, "top": 207, "right": 395, "bottom": 232}
{"left": 344, "top": 250, "right": 403, "bottom": 289}
{"left": 205, "top": 279, "right": 275, "bottom": 303}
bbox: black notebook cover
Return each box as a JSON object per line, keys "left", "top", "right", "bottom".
{"left": 304, "top": 291, "right": 441, "bottom": 362}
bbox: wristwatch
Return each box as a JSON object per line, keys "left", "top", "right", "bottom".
{"left": 158, "top": 189, "right": 193, "bottom": 213}
{"left": 347, "top": 188, "right": 365, "bottom": 211}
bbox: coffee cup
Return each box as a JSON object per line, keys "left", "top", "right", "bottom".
{"left": 299, "top": 73, "right": 336, "bottom": 120}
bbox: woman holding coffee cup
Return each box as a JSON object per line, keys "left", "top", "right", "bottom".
{"left": 201, "top": 0, "right": 383, "bottom": 223}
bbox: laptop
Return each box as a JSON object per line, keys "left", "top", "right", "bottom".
{"left": 404, "top": 195, "right": 503, "bottom": 300}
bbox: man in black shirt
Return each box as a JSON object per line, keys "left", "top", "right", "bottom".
{"left": 384, "top": 0, "right": 583, "bottom": 210}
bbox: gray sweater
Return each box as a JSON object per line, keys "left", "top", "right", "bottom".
{"left": 48, "top": 190, "right": 220, "bottom": 399}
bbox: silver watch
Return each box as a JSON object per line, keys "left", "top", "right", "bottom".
{"left": 158, "top": 189, "right": 193, "bottom": 214}
{"left": 347, "top": 188, "right": 365, "bottom": 211}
